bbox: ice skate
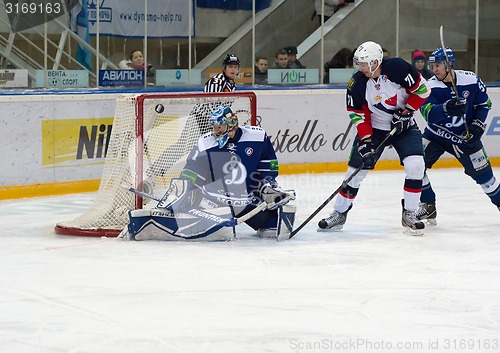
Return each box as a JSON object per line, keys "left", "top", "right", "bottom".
{"left": 416, "top": 202, "right": 437, "bottom": 225}
{"left": 401, "top": 199, "right": 424, "bottom": 236}
{"left": 318, "top": 205, "right": 352, "bottom": 231}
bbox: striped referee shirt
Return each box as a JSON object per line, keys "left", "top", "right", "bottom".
{"left": 204, "top": 72, "right": 236, "bottom": 93}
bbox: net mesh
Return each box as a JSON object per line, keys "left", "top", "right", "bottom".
{"left": 55, "top": 92, "right": 255, "bottom": 236}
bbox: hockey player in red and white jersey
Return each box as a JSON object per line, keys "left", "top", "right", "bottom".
{"left": 317, "top": 41, "right": 431, "bottom": 235}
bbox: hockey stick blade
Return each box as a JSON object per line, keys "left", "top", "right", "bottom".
{"left": 289, "top": 128, "right": 397, "bottom": 239}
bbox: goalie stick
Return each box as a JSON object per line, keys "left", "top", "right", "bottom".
{"left": 289, "top": 128, "right": 397, "bottom": 239}
{"left": 440, "top": 25, "right": 470, "bottom": 140}
{"left": 125, "top": 186, "right": 268, "bottom": 227}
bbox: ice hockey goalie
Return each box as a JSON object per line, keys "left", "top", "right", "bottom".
{"left": 119, "top": 106, "right": 296, "bottom": 241}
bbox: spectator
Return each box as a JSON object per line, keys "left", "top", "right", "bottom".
{"left": 119, "top": 50, "right": 154, "bottom": 77}
{"left": 254, "top": 55, "right": 269, "bottom": 84}
{"left": 382, "top": 48, "right": 391, "bottom": 58}
{"left": 323, "top": 47, "right": 353, "bottom": 83}
{"left": 283, "top": 46, "right": 306, "bottom": 69}
{"left": 270, "top": 49, "right": 290, "bottom": 69}
{"left": 411, "top": 50, "right": 433, "bottom": 80}
{"left": 313, "top": 0, "right": 346, "bottom": 26}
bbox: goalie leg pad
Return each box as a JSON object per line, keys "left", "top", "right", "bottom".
{"left": 243, "top": 204, "right": 276, "bottom": 230}
{"left": 276, "top": 204, "right": 296, "bottom": 241}
{"left": 256, "top": 204, "right": 296, "bottom": 241}
{"left": 127, "top": 208, "right": 234, "bottom": 241}
{"left": 156, "top": 178, "right": 193, "bottom": 211}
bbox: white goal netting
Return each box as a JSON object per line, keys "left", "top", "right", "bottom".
{"left": 55, "top": 92, "right": 256, "bottom": 236}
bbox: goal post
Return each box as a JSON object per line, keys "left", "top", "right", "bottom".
{"left": 55, "top": 91, "right": 257, "bottom": 237}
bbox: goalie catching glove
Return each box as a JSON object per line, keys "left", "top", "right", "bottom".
{"left": 259, "top": 182, "right": 296, "bottom": 210}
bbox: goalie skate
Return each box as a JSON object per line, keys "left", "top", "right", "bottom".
{"left": 416, "top": 202, "right": 437, "bottom": 226}
{"left": 317, "top": 205, "right": 352, "bottom": 232}
{"left": 401, "top": 199, "right": 425, "bottom": 236}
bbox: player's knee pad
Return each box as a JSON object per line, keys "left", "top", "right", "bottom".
{"left": 346, "top": 167, "right": 368, "bottom": 188}
{"left": 126, "top": 208, "right": 234, "bottom": 241}
{"left": 403, "top": 155, "right": 425, "bottom": 180}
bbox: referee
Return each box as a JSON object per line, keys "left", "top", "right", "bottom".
{"left": 204, "top": 54, "right": 240, "bottom": 93}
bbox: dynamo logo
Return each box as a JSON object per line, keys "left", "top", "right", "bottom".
{"left": 88, "top": 0, "right": 112, "bottom": 25}
{"left": 445, "top": 116, "right": 464, "bottom": 128}
{"left": 222, "top": 155, "right": 247, "bottom": 185}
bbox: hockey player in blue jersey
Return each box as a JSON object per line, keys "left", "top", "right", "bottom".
{"left": 417, "top": 47, "right": 499, "bottom": 224}
{"left": 122, "top": 106, "right": 296, "bottom": 241}
{"left": 317, "top": 41, "right": 431, "bottom": 235}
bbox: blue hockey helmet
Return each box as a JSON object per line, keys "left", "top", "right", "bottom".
{"left": 209, "top": 106, "right": 238, "bottom": 148}
{"left": 429, "top": 47, "right": 455, "bottom": 67}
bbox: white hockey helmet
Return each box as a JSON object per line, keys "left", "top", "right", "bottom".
{"left": 353, "top": 41, "right": 383, "bottom": 74}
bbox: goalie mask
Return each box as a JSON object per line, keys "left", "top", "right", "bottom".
{"left": 209, "top": 106, "right": 238, "bottom": 148}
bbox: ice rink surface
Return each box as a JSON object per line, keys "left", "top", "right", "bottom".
{"left": 1, "top": 168, "right": 499, "bottom": 353}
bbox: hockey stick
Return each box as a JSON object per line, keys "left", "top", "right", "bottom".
{"left": 439, "top": 25, "right": 470, "bottom": 139}
{"left": 289, "top": 128, "right": 397, "bottom": 238}
{"left": 126, "top": 186, "right": 268, "bottom": 227}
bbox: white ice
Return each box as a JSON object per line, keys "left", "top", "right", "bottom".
{"left": 1, "top": 168, "right": 499, "bottom": 353}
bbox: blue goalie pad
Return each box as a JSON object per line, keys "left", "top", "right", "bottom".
{"left": 277, "top": 204, "right": 296, "bottom": 241}
{"left": 127, "top": 208, "right": 234, "bottom": 241}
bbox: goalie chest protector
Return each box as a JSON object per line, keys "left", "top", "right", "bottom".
{"left": 184, "top": 126, "right": 279, "bottom": 200}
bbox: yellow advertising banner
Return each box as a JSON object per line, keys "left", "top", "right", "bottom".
{"left": 42, "top": 118, "right": 114, "bottom": 168}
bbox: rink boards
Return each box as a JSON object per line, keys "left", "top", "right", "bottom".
{"left": 1, "top": 87, "right": 499, "bottom": 199}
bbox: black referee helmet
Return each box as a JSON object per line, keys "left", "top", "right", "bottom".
{"left": 222, "top": 54, "right": 240, "bottom": 67}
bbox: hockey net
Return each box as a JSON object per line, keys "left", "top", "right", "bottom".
{"left": 55, "top": 91, "right": 257, "bottom": 237}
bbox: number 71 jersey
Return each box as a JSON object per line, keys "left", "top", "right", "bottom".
{"left": 346, "top": 57, "right": 430, "bottom": 136}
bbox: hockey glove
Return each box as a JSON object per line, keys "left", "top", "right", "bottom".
{"left": 260, "top": 183, "right": 296, "bottom": 210}
{"left": 357, "top": 137, "right": 375, "bottom": 169}
{"left": 391, "top": 109, "right": 414, "bottom": 135}
{"left": 443, "top": 98, "right": 467, "bottom": 116}
{"left": 466, "top": 119, "right": 485, "bottom": 144}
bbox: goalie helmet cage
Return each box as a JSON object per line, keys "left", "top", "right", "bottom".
{"left": 54, "top": 91, "right": 257, "bottom": 237}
